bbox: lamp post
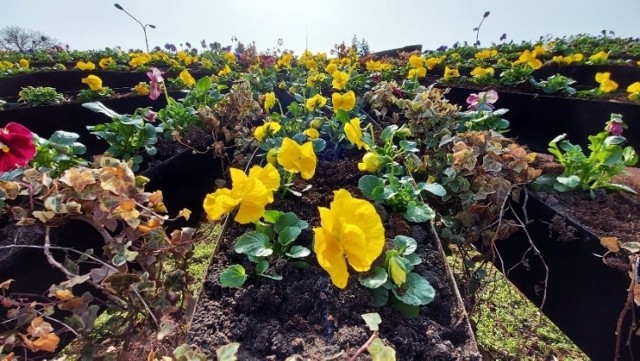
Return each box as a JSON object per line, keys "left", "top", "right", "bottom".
{"left": 114, "top": 3, "right": 156, "bottom": 52}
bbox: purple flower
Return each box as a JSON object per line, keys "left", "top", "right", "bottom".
{"left": 467, "top": 89, "right": 499, "bottom": 111}
{"left": 607, "top": 119, "right": 624, "bottom": 136}
{"left": 144, "top": 110, "right": 157, "bottom": 123}
{"left": 146, "top": 68, "right": 164, "bottom": 100}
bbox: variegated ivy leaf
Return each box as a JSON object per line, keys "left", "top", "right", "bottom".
{"left": 32, "top": 210, "right": 56, "bottom": 223}
{"left": 60, "top": 168, "right": 96, "bottom": 192}
{"left": 45, "top": 195, "right": 68, "bottom": 213}
{"left": 113, "top": 199, "right": 141, "bottom": 229}
{"left": 99, "top": 159, "right": 136, "bottom": 196}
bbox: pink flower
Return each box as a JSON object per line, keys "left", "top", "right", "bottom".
{"left": 0, "top": 122, "right": 36, "bottom": 172}
{"left": 607, "top": 117, "right": 624, "bottom": 136}
{"left": 144, "top": 110, "right": 157, "bottom": 123}
{"left": 467, "top": 89, "right": 498, "bottom": 111}
{"left": 146, "top": 68, "right": 164, "bottom": 100}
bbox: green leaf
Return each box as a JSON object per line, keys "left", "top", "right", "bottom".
{"left": 286, "top": 245, "right": 311, "bottom": 258}
{"left": 391, "top": 298, "right": 420, "bottom": 318}
{"left": 255, "top": 260, "right": 269, "bottom": 275}
{"left": 361, "top": 313, "right": 382, "bottom": 331}
{"left": 367, "top": 338, "right": 396, "bottom": 361}
{"left": 621, "top": 242, "right": 640, "bottom": 253}
{"left": 606, "top": 183, "right": 637, "bottom": 194}
{"left": 260, "top": 273, "right": 283, "bottom": 281}
{"left": 391, "top": 272, "right": 435, "bottom": 306}
{"left": 381, "top": 125, "right": 398, "bottom": 142}
{"left": 359, "top": 175, "right": 384, "bottom": 199}
{"left": 393, "top": 235, "right": 417, "bottom": 255}
{"left": 531, "top": 174, "right": 557, "bottom": 191}
{"left": 369, "top": 286, "right": 389, "bottom": 306}
{"left": 416, "top": 183, "right": 447, "bottom": 197}
{"left": 163, "top": 269, "right": 186, "bottom": 292}
{"left": 312, "top": 138, "right": 326, "bottom": 153}
{"left": 274, "top": 212, "right": 307, "bottom": 233}
{"left": 404, "top": 202, "right": 435, "bottom": 222}
{"left": 50, "top": 130, "right": 80, "bottom": 145}
{"left": 219, "top": 265, "right": 247, "bottom": 288}
{"left": 216, "top": 342, "right": 240, "bottom": 361}
{"left": 556, "top": 175, "right": 581, "bottom": 188}
{"left": 399, "top": 140, "right": 418, "bottom": 153}
{"left": 389, "top": 256, "right": 407, "bottom": 287}
{"left": 263, "top": 210, "right": 284, "bottom": 224}
{"left": 82, "top": 101, "right": 120, "bottom": 118}
{"left": 604, "top": 135, "right": 626, "bottom": 146}
{"left": 278, "top": 226, "right": 302, "bottom": 246}
{"left": 359, "top": 267, "right": 388, "bottom": 288}
{"left": 404, "top": 253, "right": 422, "bottom": 266}
{"left": 235, "top": 231, "right": 273, "bottom": 257}
{"left": 196, "top": 76, "right": 212, "bottom": 92}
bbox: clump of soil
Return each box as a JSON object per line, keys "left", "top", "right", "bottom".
{"left": 147, "top": 124, "right": 215, "bottom": 168}
{"left": 188, "top": 151, "right": 480, "bottom": 360}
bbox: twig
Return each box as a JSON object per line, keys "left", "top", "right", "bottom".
{"left": 348, "top": 331, "right": 378, "bottom": 361}
{"left": 43, "top": 226, "right": 76, "bottom": 279}
{"left": 614, "top": 269, "right": 635, "bottom": 361}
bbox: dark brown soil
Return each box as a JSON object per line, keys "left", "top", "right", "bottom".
{"left": 188, "top": 150, "right": 481, "bottom": 360}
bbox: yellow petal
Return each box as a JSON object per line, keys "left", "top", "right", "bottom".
{"left": 203, "top": 189, "right": 239, "bottom": 221}
{"left": 248, "top": 163, "right": 280, "bottom": 193}
{"left": 314, "top": 227, "right": 349, "bottom": 288}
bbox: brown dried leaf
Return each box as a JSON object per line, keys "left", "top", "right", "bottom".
{"left": 0, "top": 279, "right": 14, "bottom": 290}
{"left": 600, "top": 237, "right": 620, "bottom": 252}
{"left": 60, "top": 168, "right": 96, "bottom": 192}
{"left": 633, "top": 285, "right": 640, "bottom": 307}
{"left": 27, "top": 317, "right": 53, "bottom": 338}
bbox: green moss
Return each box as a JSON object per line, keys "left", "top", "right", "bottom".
{"left": 449, "top": 256, "right": 587, "bottom": 360}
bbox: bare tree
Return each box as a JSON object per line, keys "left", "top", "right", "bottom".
{"left": 0, "top": 26, "right": 61, "bottom": 52}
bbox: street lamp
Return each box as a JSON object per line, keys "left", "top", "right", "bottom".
{"left": 114, "top": 3, "right": 156, "bottom": 52}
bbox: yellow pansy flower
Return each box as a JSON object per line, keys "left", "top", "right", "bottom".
{"left": 76, "top": 61, "right": 96, "bottom": 71}
{"left": 254, "top": 121, "right": 281, "bottom": 142}
{"left": 595, "top": 72, "right": 618, "bottom": 93}
{"left": 306, "top": 72, "right": 326, "bottom": 87}
{"left": 474, "top": 49, "right": 497, "bottom": 60}
{"left": 565, "top": 53, "right": 584, "bottom": 64}
{"left": 203, "top": 164, "right": 280, "bottom": 224}
{"left": 552, "top": 55, "right": 565, "bottom": 64}
{"left": 366, "top": 60, "right": 382, "bottom": 71}
{"left": 99, "top": 57, "right": 113, "bottom": 69}
{"left": 264, "top": 91, "right": 276, "bottom": 111}
{"left": 277, "top": 52, "right": 293, "bottom": 69}
{"left": 325, "top": 62, "right": 338, "bottom": 75}
{"left": 344, "top": 117, "right": 368, "bottom": 150}
{"left": 277, "top": 138, "right": 317, "bottom": 180}
{"left": 533, "top": 44, "right": 547, "bottom": 56}
{"left": 408, "top": 66, "right": 426, "bottom": 79}
{"left": 128, "top": 53, "right": 152, "bottom": 68}
{"left": 513, "top": 50, "right": 542, "bottom": 69}
{"left": 332, "top": 70, "right": 350, "bottom": 90}
{"left": 590, "top": 51, "right": 608, "bottom": 63}
{"left": 470, "top": 66, "right": 495, "bottom": 78}
{"left": 218, "top": 64, "right": 232, "bottom": 76}
{"left": 1, "top": 60, "right": 14, "bottom": 69}
{"left": 314, "top": 189, "right": 385, "bottom": 289}
{"left": 19, "top": 59, "right": 29, "bottom": 68}
{"left": 81, "top": 75, "right": 103, "bottom": 91}
{"left": 305, "top": 94, "right": 328, "bottom": 111}
{"left": 134, "top": 82, "right": 149, "bottom": 95}
{"left": 425, "top": 56, "right": 445, "bottom": 70}
{"left": 179, "top": 69, "right": 196, "bottom": 87}
{"left": 303, "top": 128, "right": 320, "bottom": 140}
{"left": 444, "top": 66, "right": 460, "bottom": 80}
{"left": 627, "top": 82, "right": 640, "bottom": 101}
{"left": 224, "top": 52, "right": 237, "bottom": 64}
{"left": 358, "top": 152, "right": 383, "bottom": 173}
{"left": 332, "top": 91, "right": 356, "bottom": 112}
{"left": 266, "top": 148, "right": 279, "bottom": 166}
{"left": 408, "top": 54, "right": 425, "bottom": 68}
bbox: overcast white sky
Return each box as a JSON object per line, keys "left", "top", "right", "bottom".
{"left": 2, "top": 0, "right": 639, "bottom": 54}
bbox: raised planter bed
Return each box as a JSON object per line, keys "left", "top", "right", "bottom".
{"left": 187, "top": 152, "right": 481, "bottom": 360}
{"left": 432, "top": 82, "right": 640, "bottom": 153}
{"left": 489, "top": 188, "right": 640, "bottom": 360}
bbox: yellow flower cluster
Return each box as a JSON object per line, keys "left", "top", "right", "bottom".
{"left": 218, "top": 64, "right": 232, "bottom": 76}
{"left": 178, "top": 51, "right": 199, "bottom": 66}
{"left": 425, "top": 56, "right": 445, "bottom": 70}
{"left": 595, "top": 72, "right": 618, "bottom": 93}
{"left": 203, "top": 164, "right": 280, "bottom": 224}
{"left": 306, "top": 72, "right": 326, "bottom": 88}
{"left": 277, "top": 138, "right": 317, "bottom": 179}
{"left": 99, "top": 57, "right": 113, "bottom": 69}
{"left": 264, "top": 91, "right": 276, "bottom": 111}
{"left": 19, "top": 59, "right": 29, "bottom": 68}
{"left": 513, "top": 50, "right": 542, "bottom": 70}
{"left": 407, "top": 54, "right": 427, "bottom": 79}
{"left": 76, "top": 61, "right": 96, "bottom": 71}
{"left": 332, "top": 70, "right": 350, "bottom": 90}
{"left": 475, "top": 49, "right": 497, "bottom": 60}
{"left": 254, "top": 121, "right": 281, "bottom": 142}
{"left": 589, "top": 51, "right": 608, "bottom": 63}
{"left": 627, "top": 82, "right": 640, "bottom": 101}
{"left": 344, "top": 118, "right": 368, "bottom": 150}
{"left": 365, "top": 60, "right": 392, "bottom": 72}
{"left": 179, "top": 69, "right": 196, "bottom": 87}
{"left": 81, "top": 75, "right": 103, "bottom": 91}
{"left": 314, "top": 189, "right": 385, "bottom": 288}
{"left": 358, "top": 152, "right": 383, "bottom": 172}
{"left": 134, "top": 82, "right": 149, "bottom": 95}
{"left": 277, "top": 52, "right": 294, "bottom": 69}
{"left": 306, "top": 94, "right": 327, "bottom": 111}
{"left": 129, "top": 53, "right": 152, "bottom": 68}
{"left": 552, "top": 53, "right": 584, "bottom": 65}
{"left": 444, "top": 66, "right": 460, "bottom": 80}
{"left": 224, "top": 52, "right": 236, "bottom": 64}
{"left": 470, "top": 66, "right": 494, "bottom": 78}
